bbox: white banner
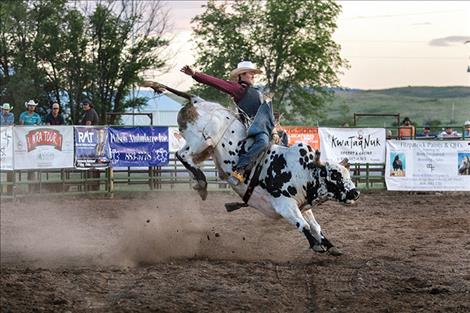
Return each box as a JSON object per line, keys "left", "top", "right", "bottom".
{"left": 13, "top": 126, "right": 74, "bottom": 169}
{"left": 385, "top": 140, "right": 470, "bottom": 191}
{"left": 319, "top": 128, "right": 386, "bottom": 163}
{"left": 169, "top": 126, "right": 186, "bottom": 152}
{"left": 0, "top": 126, "right": 14, "bottom": 170}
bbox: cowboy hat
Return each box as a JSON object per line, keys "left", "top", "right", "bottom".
{"left": 229, "top": 61, "right": 262, "bottom": 81}
{"left": 25, "top": 100, "right": 38, "bottom": 107}
{"left": 1, "top": 103, "right": 12, "bottom": 110}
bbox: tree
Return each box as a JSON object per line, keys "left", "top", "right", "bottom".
{"left": 191, "top": 0, "right": 347, "bottom": 125}
{"left": 0, "top": 0, "right": 170, "bottom": 124}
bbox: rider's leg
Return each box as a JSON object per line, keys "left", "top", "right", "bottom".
{"left": 227, "top": 132, "right": 269, "bottom": 186}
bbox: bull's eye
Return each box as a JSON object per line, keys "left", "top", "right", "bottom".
{"left": 331, "top": 172, "right": 339, "bottom": 180}
{"left": 320, "top": 169, "right": 327, "bottom": 177}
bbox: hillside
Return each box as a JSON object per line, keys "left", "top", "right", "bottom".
{"left": 321, "top": 86, "right": 470, "bottom": 128}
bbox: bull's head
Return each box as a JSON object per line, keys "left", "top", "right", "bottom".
{"left": 316, "top": 157, "right": 360, "bottom": 205}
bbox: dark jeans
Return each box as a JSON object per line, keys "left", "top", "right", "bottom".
{"left": 235, "top": 132, "right": 270, "bottom": 171}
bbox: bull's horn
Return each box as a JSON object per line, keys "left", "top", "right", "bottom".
{"left": 314, "top": 150, "right": 322, "bottom": 165}
{"left": 139, "top": 80, "right": 193, "bottom": 101}
{"left": 139, "top": 80, "right": 166, "bottom": 93}
{"left": 339, "top": 158, "right": 350, "bottom": 169}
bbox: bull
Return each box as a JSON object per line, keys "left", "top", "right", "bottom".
{"left": 141, "top": 81, "right": 360, "bottom": 256}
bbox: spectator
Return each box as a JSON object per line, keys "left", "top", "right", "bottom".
{"left": 272, "top": 112, "right": 289, "bottom": 147}
{"left": 399, "top": 117, "right": 415, "bottom": 139}
{"left": 44, "top": 102, "right": 65, "bottom": 125}
{"left": 463, "top": 120, "right": 470, "bottom": 138}
{"left": 19, "top": 100, "right": 41, "bottom": 125}
{"left": 0, "top": 103, "right": 14, "bottom": 126}
{"left": 438, "top": 127, "right": 461, "bottom": 139}
{"left": 417, "top": 126, "right": 436, "bottom": 139}
{"left": 79, "top": 98, "right": 99, "bottom": 125}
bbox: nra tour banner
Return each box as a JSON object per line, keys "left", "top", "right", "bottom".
{"left": 13, "top": 126, "right": 74, "bottom": 169}
{"left": 0, "top": 126, "right": 14, "bottom": 170}
{"left": 385, "top": 140, "right": 470, "bottom": 191}
{"left": 319, "top": 127, "right": 386, "bottom": 163}
{"left": 74, "top": 126, "right": 110, "bottom": 169}
{"left": 283, "top": 126, "right": 320, "bottom": 150}
{"left": 108, "top": 126, "right": 169, "bottom": 167}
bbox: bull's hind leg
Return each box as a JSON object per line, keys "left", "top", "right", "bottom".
{"left": 303, "top": 209, "right": 342, "bottom": 256}
{"left": 271, "top": 198, "right": 324, "bottom": 254}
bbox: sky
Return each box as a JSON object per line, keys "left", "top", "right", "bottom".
{"left": 153, "top": 1, "right": 470, "bottom": 90}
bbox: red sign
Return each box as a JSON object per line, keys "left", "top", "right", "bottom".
{"left": 283, "top": 126, "right": 320, "bottom": 150}
{"left": 26, "top": 128, "right": 63, "bottom": 152}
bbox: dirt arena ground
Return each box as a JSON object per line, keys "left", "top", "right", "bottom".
{"left": 1, "top": 190, "right": 469, "bottom": 312}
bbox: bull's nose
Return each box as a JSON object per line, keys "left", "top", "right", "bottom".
{"left": 348, "top": 189, "right": 360, "bottom": 201}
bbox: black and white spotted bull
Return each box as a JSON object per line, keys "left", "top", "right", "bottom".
{"left": 140, "top": 81, "right": 360, "bottom": 256}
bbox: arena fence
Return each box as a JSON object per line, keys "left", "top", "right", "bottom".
{"left": 0, "top": 156, "right": 385, "bottom": 200}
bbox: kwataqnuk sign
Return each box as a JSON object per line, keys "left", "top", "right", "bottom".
{"left": 385, "top": 140, "right": 470, "bottom": 191}
{"left": 283, "top": 126, "right": 320, "bottom": 150}
{"left": 319, "top": 128, "right": 386, "bottom": 163}
{"left": 13, "top": 126, "right": 74, "bottom": 169}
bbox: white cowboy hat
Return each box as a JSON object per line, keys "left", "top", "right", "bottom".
{"left": 1, "top": 103, "right": 12, "bottom": 110}
{"left": 464, "top": 120, "right": 470, "bottom": 126}
{"left": 229, "top": 61, "right": 262, "bottom": 81}
{"left": 25, "top": 100, "right": 38, "bottom": 107}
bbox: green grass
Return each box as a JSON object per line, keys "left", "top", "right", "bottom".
{"left": 320, "top": 86, "right": 470, "bottom": 128}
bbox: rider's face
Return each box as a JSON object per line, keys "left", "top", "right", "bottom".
{"left": 240, "top": 71, "right": 256, "bottom": 85}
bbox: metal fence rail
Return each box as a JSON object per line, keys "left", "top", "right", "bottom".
{"left": 0, "top": 157, "right": 384, "bottom": 200}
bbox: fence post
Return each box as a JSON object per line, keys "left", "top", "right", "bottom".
{"left": 107, "top": 167, "right": 114, "bottom": 195}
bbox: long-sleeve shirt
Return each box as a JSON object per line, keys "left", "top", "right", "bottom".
{"left": 0, "top": 112, "right": 14, "bottom": 126}
{"left": 192, "top": 72, "right": 248, "bottom": 104}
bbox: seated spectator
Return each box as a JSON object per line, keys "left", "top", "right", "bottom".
{"left": 78, "top": 98, "right": 99, "bottom": 125}
{"left": 0, "top": 103, "right": 14, "bottom": 126}
{"left": 19, "top": 100, "right": 41, "bottom": 125}
{"left": 44, "top": 102, "right": 65, "bottom": 125}
{"left": 417, "top": 126, "right": 436, "bottom": 139}
{"left": 438, "top": 127, "right": 461, "bottom": 139}
{"left": 272, "top": 112, "right": 289, "bottom": 147}
{"left": 398, "top": 117, "right": 415, "bottom": 139}
{"left": 464, "top": 120, "right": 470, "bottom": 138}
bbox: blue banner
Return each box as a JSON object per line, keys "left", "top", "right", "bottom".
{"left": 108, "top": 127, "right": 169, "bottom": 167}
{"left": 74, "top": 126, "right": 110, "bottom": 169}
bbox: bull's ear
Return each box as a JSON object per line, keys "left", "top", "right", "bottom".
{"left": 314, "top": 150, "right": 322, "bottom": 165}
{"left": 339, "top": 158, "right": 350, "bottom": 169}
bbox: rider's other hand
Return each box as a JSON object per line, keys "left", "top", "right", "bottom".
{"left": 181, "top": 65, "right": 195, "bottom": 76}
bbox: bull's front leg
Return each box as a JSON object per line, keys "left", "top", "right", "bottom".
{"left": 303, "top": 209, "right": 342, "bottom": 256}
{"left": 176, "top": 147, "right": 208, "bottom": 200}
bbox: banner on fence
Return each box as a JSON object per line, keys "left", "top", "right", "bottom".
{"left": 0, "top": 126, "right": 14, "bottom": 170}
{"left": 319, "top": 127, "right": 386, "bottom": 163}
{"left": 13, "top": 126, "right": 74, "bottom": 169}
{"left": 284, "top": 126, "right": 320, "bottom": 149}
{"left": 385, "top": 140, "right": 470, "bottom": 191}
{"left": 108, "top": 126, "right": 169, "bottom": 167}
{"left": 74, "top": 127, "right": 110, "bottom": 169}
{"left": 169, "top": 126, "right": 186, "bottom": 152}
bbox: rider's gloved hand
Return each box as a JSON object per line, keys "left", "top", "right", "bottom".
{"left": 181, "top": 65, "right": 195, "bottom": 76}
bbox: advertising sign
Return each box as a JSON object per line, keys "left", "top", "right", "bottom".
{"left": 319, "top": 127, "right": 386, "bottom": 163}
{"left": 74, "top": 127, "right": 110, "bottom": 169}
{"left": 0, "top": 126, "right": 14, "bottom": 170}
{"left": 283, "top": 126, "right": 320, "bottom": 150}
{"left": 385, "top": 140, "right": 470, "bottom": 191}
{"left": 108, "top": 126, "right": 169, "bottom": 167}
{"left": 13, "top": 126, "right": 74, "bottom": 169}
{"left": 169, "top": 126, "right": 186, "bottom": 152}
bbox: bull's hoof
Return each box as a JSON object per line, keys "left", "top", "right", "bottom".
{"left": 327, "top": 246, "right": 343, "bottom": 256}
{"left": 197, "top": 188, "right": 208, "bottom": 201}
{"left": 225, "top": 202, "right": 248, "bottom": 212}
{"left": 312, "top": 245, "right": 327, "bottom": 253}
